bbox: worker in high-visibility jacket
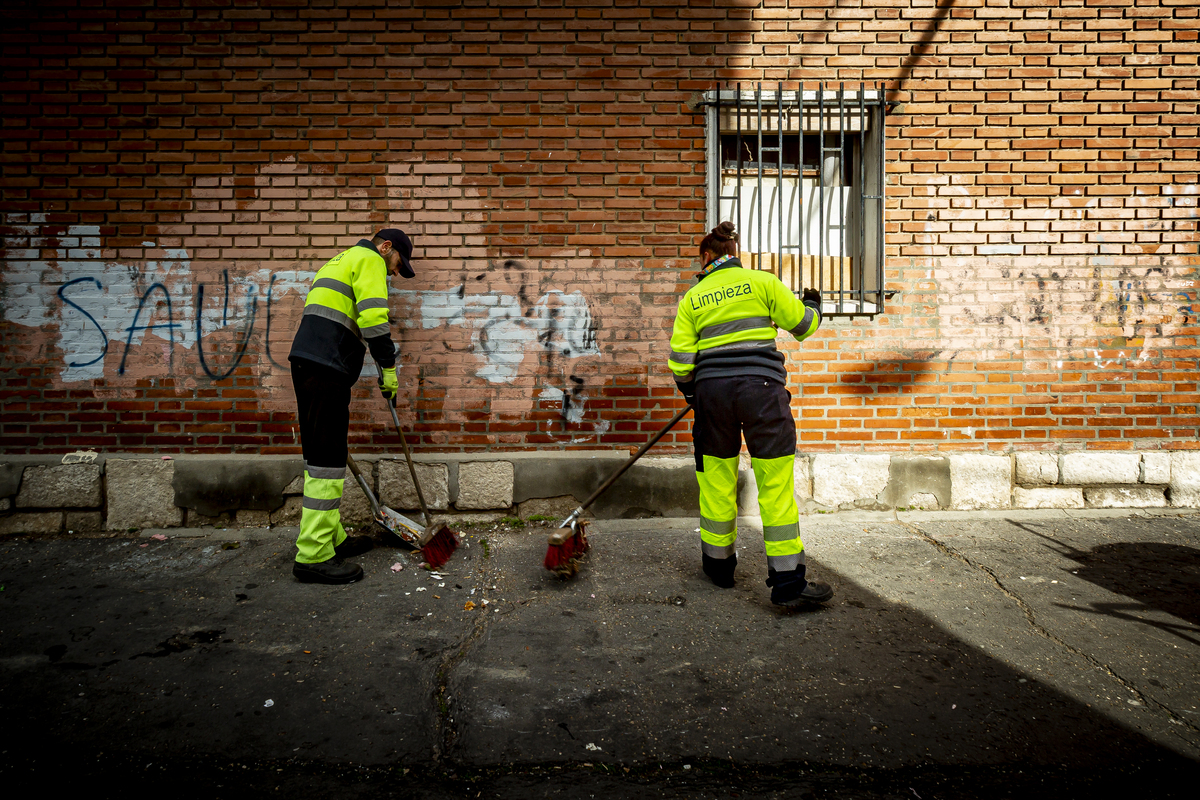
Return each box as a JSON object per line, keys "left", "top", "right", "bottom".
{"left": 668, "top": 221, "right": 832, "bottom": 606}
{"left": 288, "top": 229, "right": 415, "bottom": 585}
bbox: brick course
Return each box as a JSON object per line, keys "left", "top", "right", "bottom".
{"left": 1, "top": 0, "right": 1198, "bottom": 455}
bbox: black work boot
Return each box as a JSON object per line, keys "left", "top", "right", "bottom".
{"left": 334, "top": 535, "right": 374, "bottom": 558}
{"left": 766, "top": 566, "right": 832, "bottom": 606}
{"left": 702, "top": 553, "right": 738, "bottom": 588}
{"left": 293, "top": 557, "right": 364, "bottom": 585}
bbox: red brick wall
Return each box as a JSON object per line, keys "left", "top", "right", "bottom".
{"left": 1, "top": 0, "right": 1197, "bottom": 455}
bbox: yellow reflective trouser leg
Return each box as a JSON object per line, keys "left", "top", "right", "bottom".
{"left": 752, "top": 454, "right": 805, "bottom": 572}
{"left": 696, "top": 455, "right": 739, "bottom": 558}
{"left": 296, "top": 464, "right": 348, "bottom": 564}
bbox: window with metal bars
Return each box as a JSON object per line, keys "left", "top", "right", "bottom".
{"left": 703, "top": 84, "right": 887, "bottom": 315}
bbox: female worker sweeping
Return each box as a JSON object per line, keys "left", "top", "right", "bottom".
{"left": 668, "top": 221, "right": 833, "bottom": 606}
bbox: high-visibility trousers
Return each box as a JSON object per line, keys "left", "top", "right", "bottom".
{"left": 692, "top": 375, "right": 804, "bottom": 573}
{"left": 291, "top": 358, "right": 356, "bottom": 564}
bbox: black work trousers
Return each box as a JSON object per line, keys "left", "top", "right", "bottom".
{"left": 291, "top": 358, "right": 356, "bottom": 469}
{"left": 693, "top": 375, "right": 796, "bottom": 470}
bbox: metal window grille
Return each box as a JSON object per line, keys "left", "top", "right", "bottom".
{"left": 704, "top": 83, "right": 887, "bottom": 315}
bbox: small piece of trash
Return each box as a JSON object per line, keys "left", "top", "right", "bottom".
{"left": 139, "top": 543, "right": 149, "bottom": 548}
{"left": 161, "top": 456, "right": 173, "bottom": 460}
{"left": 264, "top": 699, "right": 274, "bottom": 708}
{"left": 150, "top": 534, "right": 167, "bottom": 541}
{"left": 61, "top": 449, "right": 99, "bottom": 465}
{"left": 390, "top": 563, "right": 404, "bottom": 573}
{"left": 951, "top": 704, "right": 957, "bottom": 710}
{"left": 463, "top": 601, "right": 476, "bottom": 611}
{"left": 416, "top": 587, "right": 426, "bottom": 592}
{"left": 683, "top": 764, "right": 691, "bottom": 770}
{"left": 585, "top": 743, "right": 602, "bottom": 751}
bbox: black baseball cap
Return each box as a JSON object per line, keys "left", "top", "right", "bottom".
{"left": 374, "top": 228, "right": 415, "bottom": 278}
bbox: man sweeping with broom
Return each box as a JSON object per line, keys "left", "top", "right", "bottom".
{"left": 288, "top": 229, "right": 414, "bottom": 585}
{"left": 668, "top": 221, "right": 833, "bottom": 606}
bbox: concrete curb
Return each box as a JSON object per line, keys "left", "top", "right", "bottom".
{"left": 1, "top": 450, "right": 1198, "bottom": 535}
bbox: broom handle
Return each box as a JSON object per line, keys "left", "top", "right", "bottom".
{"left": 386, "top": 398, "right": 433, "bottom": 527}
{"left": 575, "top": 403, "right": 693, "bottom": 514}
{"left": 346, "top": 453, "right": 383, "bottom": 519}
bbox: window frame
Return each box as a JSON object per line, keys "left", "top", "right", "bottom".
{"left": 703, "top": 83, "right": 887, "bottom": 317}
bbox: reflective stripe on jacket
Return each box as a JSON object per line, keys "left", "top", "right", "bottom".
{"left": 289, "top": 240, "right": 396, "bottom": 377}
{"left": 668, "top": 258, "right": 820, "bottom": 389}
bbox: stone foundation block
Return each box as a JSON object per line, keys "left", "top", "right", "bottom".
{"left": 105, "top": 459, "right": 182, "bottom": 530}
{"left": 237, "top": 509, "right": 272, "bottom": 527}
{"left": 812, "top": 455, "right": 890, "bottom": 508}
{"left": 517, "top": 495, "right": 579, "bottom": 520}
{"left": 949, "top": 455, "right": 1012, "bottom": 510}
{"left": 191, "top": 511, "right": 235, "bottom": 528}
{"left": 882, "top": 456, "right": 950, "bottom": 510}
{"left": 0, "top": 498, "right": 9, "bottom": 512}
{"left": 1085, "top": 487, "right": 1167, "bottom": 508}
{"left": 379, "top": 460, "right": 450, "bottom": 511}
{"left": 1015, "top": 453, "right": 1058, "bottom": 485}
{"left": 0, "top": 512, "right": 63, "bottom": 535}
{"left": 1140, "top": 453, "right": 1170, "bottom": 485}
{"left": 16, "top": 464, "right": 102, "bottom": 508}
{"left": 1169, "top": 453, "right": 1200, "bottom": 507}
{"left": 1061, "top": 453, "right": 1140, "bottom": 485}
{"left": 1013, "top": 487, "right": 1084, "bottom": 509}
{"left": 793, "top": 457, "right": 812, "bottom": 501}
{"left": 271, "top": 496, "right": 303, "bottom": 526}
{"left": 64, "top": 511, "right": 104, "bottom": 533}
{"left": 283, "top": 474, "right": 305, "bottom": 494}
{"left": 340, "top": 461, "right": 374, "bottom": 527}
{"left": 457, "top": 461, "right": 514, "bottom": 510}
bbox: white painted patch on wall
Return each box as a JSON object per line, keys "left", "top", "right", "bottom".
{"left": 415, "top": 288, "right": 598, "bottom": 383}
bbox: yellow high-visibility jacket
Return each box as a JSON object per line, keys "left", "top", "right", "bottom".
{"left": 668, "top": 257, "right": 820, "bottom": 391}
{"left": 289, "top": 239, "right": 396, "bottom": 377}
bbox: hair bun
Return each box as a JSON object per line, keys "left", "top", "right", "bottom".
{"left": 712, "top": 221, "right": 737, "bottom": 241}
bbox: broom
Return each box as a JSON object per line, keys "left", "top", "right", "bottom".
{"left": 544, "top": 403, "right": 693, "bottom": 577}
{"left": 381, "top": 395, "right": 460, "bottom": 569}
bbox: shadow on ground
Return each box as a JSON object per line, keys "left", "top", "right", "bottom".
{"left": 0, "top": 526, "right": 1196, "bottom": 798}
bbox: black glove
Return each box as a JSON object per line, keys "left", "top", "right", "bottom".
{"left": 802, "top": 287, "right": 821, "bottom": 308}
{"left": 678, "top": 382, "right": 696, "bottom": 406}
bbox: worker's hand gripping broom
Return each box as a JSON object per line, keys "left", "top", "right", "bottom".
{"left": 544, "top": 403, "right": 693, "bottom": 577}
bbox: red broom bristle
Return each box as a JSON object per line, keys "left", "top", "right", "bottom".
{"left": 543, "top": 541, "right": 575, "bottom": 571}
{"left": 544, "top": 526, "right": 588, "bottom": 576}
{"left": 421, "top": 526, "right": 459, "bottom": 569}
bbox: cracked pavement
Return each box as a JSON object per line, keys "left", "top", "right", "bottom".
{"left": 1, "top": 510, "right": 1198, "bottom": 797}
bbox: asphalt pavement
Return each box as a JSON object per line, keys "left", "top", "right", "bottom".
{"left": 1, "top": 508, "right": 1198, "bottom": 798}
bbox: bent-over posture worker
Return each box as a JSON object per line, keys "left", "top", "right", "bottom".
{"left": 668, "top": 221, "right": 832, "bottom": 606}
{"left": 288, "top": 229, "right": 415, "bottom": 584}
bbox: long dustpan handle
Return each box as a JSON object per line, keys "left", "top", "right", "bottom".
{"left": 576, "top": 402, "right": 693, "bottom": 515}
{"left": 385, "top": 397, "right": 433, "bottom": 527}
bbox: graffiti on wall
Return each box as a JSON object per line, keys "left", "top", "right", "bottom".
{"left": 0, "top": 215, "right": 604, "bottom": 432}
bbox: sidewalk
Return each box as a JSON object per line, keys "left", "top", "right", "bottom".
{"left": 1, "top": 509, "right": 1198, "bottom": 797}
